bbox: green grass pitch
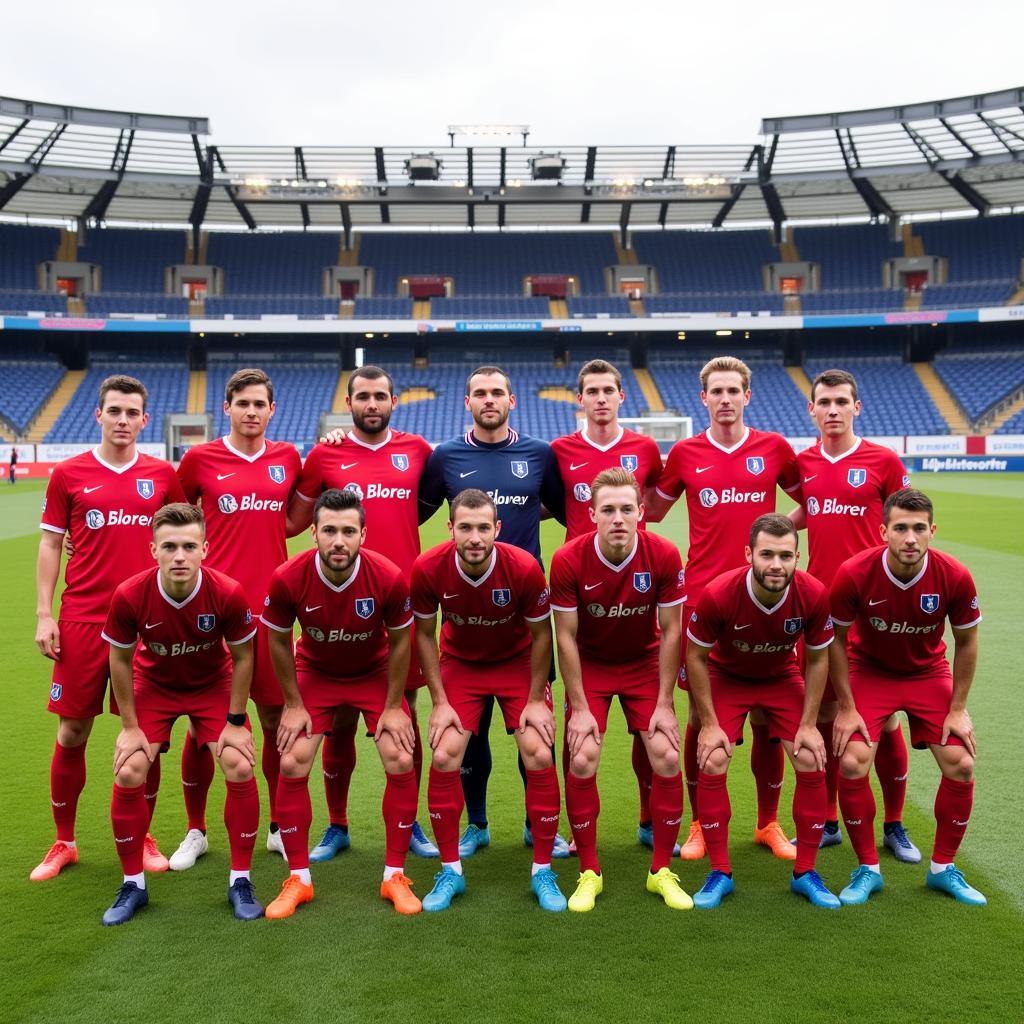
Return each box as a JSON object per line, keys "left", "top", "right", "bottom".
{"left": 3, "top": 474, "right": 1022, "bottom": 1024}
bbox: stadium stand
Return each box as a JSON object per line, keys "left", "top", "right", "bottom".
{"left": 430, "top": 296, "right": 550, "bottom": 319}
{"left": 351, "top": 297, "right": 413, "bottom": 318}
{"left": 995, "top": 405, "right": 1024, "bottom": 433}
{"left": 794, "top": 224, "right": 902, "bottom": 289}
{"left": 568, "top": 295, "right": 632, "bottom": 317}
{"left": 0, "top": 357, "right": 65, "bottom": 434}
{"left": 0, "top": 225, "right": 59, "bottom": 289}
{"left": 0, "top": 290, "right": 67, "bottom": 315}
{"left": 800, "top": 288, "right": 904, "bottom": 313}
{"left": 86, "top": 294, "right": 190, "bottom": 317}
{"left": 646, "top": 291, "right": 785, "bottom": 314}
{"left": 934, "top": 345, "right": 1024, "bottom": 420}
{"left": 920, "top": 282, "right": 1013, "bottom": 310}
{"left": 632, "top": 229, "right": 776, "bottom": 293}
{"left": 206, "top": 232, "right": 339, "bottom": 295}
{"left": 205, "top": 296, "right": 338, "bottom": 318}
{"left": 78, "top": 228, "right": 184, "bottom": 293}
{"left": 916, "top": 216, "right": 1024, "bottom": 284}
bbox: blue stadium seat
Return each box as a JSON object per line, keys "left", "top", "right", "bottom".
{"left": 0, "top": 290, "right": 67, "bottom": 315}
{"left": 78, "top": 228, "right": 185, "bottom": 293}
{"left": 934, "top": 347, "right": 1024, "bottom": 420}
{"left": 794, "top": 225, "right": 902, "bottom": 289}
{"left": 0, "top": 225, "right": 60, "bottom": 290}
{"left": 206, "top": 233, "right": 340, "bottom": 296}
{"left": 85, "top": 294, "right": 189, "bottom": 317}
{"left": 0, "top": 357, "right": 64, "bottom": 433}
{"left": 631, "top": 229, "right": 777, "bottom": 293}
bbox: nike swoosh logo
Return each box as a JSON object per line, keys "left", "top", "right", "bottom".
{"left": 145, "top": 622, "right": 162, "bottom": 629}
{"left": 733, "top": 623, "right": 751, "bottom": 630}
{"left": 868, "top": 599, "right": 886, "bottom": 606}
{"left": 398, "top": 821, "right": 414, "bottom": 829}
{"left": 216, "top": 473, "right": 235, "bottom": 480}
{"left": 83, "top": 486, "right": 102, "bottom": 493}
{"left": 459, "top": 470, "right": 478, "bottom": 479}
{"left": 803, "top": 475, "right": 817, "bottom": 483}
{"left": 305, "top": 605, "right": 322, "bottom": 612}
{"left": 695, "top": 467, "right": 712, "bottom": 474}
{"left": 340, "top": 463, "right": 358, "bottom": 470}
{"left": 569, "top": 462, "right": 588, "bottom": 471}
{"left": 443, "top": 593, "right": 459, "bottom": 599}
{"left": 584, "top": 583, "right": 602, "bottom": 591}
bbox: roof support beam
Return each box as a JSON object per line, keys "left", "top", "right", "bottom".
{"left": 0, "top": 118, "right": 28, "bottom": 155}
{"left": 295, "top": 146, "right": 307, "bottom": 180}
{"left": 339, "top": 202, "right": 352, "bottom": 249}
{"left": 757, "top": 140, "right": 785, "bottom": 241}
{"left": 938, "top": 171, "right": 990, "bottom": 214}
{"left": 619, "top": 201, "right": 631, "bottom": 248}
{"left": 211, "top": 147, "right": 256, "bottom": 230}
{"left": 374, "top": 147, "right": 388, "bottom": 222}
{"left": 189, "top": 145, "right": 214, "bottom": 255}
{"left": 0, "top": 172, "right": 30, "bottom": 211}
{"left": 714, "top": 146, "right": 758, "bottom": 228}
{"left": 836, "top": 128, "right": 894, "bottom": 219}
{"left": 300, "top": 202, "right": 310, "bottom": 228}
{"left": 82, "top": 128, "right": 135, "bottom": 223}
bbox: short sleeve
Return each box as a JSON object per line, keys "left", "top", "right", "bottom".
{"left": 383, "top": 570, "right": 413, "bottom": 630}
{"left": 261, "top": 569, "right": 296, "bottom": 632}
{"left": 40, "top": 464, "right": 71, "bottom": 534}
{"left": 803, "top": 582, "right": 835, "bottom": 650}
{"left": 520, "top": 558, "right": 551, "bottom": 622}
{"left": 640, "top": 436, "right": 663, "bottom": 490}
{"left": 948, "top": 566, "right": 981, "bottom": 630}
{"left": 655, "top": 542, "right": 686, "bottom": 607}
{"left": 102, "top": 585, "right": 139, "bottom": 648}
{"left": 294, "top": 445, "right": 324, "bottom": 502}
{"left": 686, "top": 588, "right": 722, "bottom": 648}
{"left": 777, "top": 436, "right": 801, "bottom": 496}
{"left": 882, "top": 450, "right": 911, "bottom": 498}
{"left": 224, "top": 582, "right": 257, "bottom": 645}
{"left": 162, "top": 463, "right": 187, "bottom": 505}
{"left": 656, "top": 443, "right": 685, "bottom": 501}
{"left": 829, "top": 561, "right": 860, "bottom": 627}
{"left": 176, "top": 448, "right": 200, "bottom": 503}
{"left": 548, "top": 549, "right": 577, "bottom": 612}
{"left": 410, "top": 557, "right": 439, "bottom": 619}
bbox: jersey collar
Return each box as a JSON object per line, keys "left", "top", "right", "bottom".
{"left": 158, "top": 569, "right": 203, "bottom": 609}
{"left": 91, "top": 448, "right": 139, "bottom": 474}
{"left": 465, "top": 428, "right": 518, "bottom": 449}
{"left": 819, "top": 436, "right": 862, "bottom": 464}
{"left": 881, "top": 547, "right": 929, "bottom": 590}
{"left": 745, "top": 568, "right": 790, "bottom": 615}
{"left": 222, "top": 436, "right": 267, "bottom": 463}
{"left": 455, "top": 547, "right": 497, "bottom": 587}
{"left": 704, "top": 427, "right": 750, "bottom": 455}
{"left": 346, "top": 430, "right": 393, "bottom": 451}
{"left": 581, "top": 426, "right": 624, "bottom": 452}
{"left": 593, "top": 532, "right": 638, "bottom": 573}
{"left": 315, "top": 552, "right": 361, "bottom": 593}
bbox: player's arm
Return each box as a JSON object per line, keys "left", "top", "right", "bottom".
{"left": 375, "top": 624, "right": 415, "bottom": 753}
{"left": 539, "top": 448, "right": 566, "bottom": 527}
{"left": 793, "top": 644, "right": 828, "bottom": 770}
{"left": 828, "top": 623, "right": 871, "bottom": 756}
{"left": 417, "top": 449, "right": 446, "bottom": 522}
{"left": 642, "top": 488, "right": 676, "bottom": 523}
{"left": 415, "top": 613, "right": 464, "bottom": 748}
{"left": 647, "top": 604, "right": 681, "bottom": 747}
{"left": 216, "top": 639, "right": 256, "bottom": 765}
{"left": 107, "top": 641, "right": 153, "bottom": 773}
{"left": 265, "top": 621, "right": 312, "bottom": 753}
{"left": 787, "top": 503, "right": 807, "bottom": 531}
{"left": 684, "top": 640, "right": 733, "bottom": 769}
{"left": 286, "top": 491, "right": 314, "bottom": 536}
{"left": 943, "top": 625, "right": 979, "bottom": 755}
{"left": 520, "top": 616, "right": 556, "bottom": 745}
{"left": 35, "top": 530, "right": 64, "bottom": 659}
{"left": 553, "top": 608, "right": 598, "bottom": 756}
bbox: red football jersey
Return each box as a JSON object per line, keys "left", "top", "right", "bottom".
{"left": 177, "top": 437, "right": 301, "bottom": 604}
{"left": 550, "top": 427, "right": 663, "bottom": 541}
{"left": 102, "top": 566, "right": 254, "bottom": 691}
{"left": 41, "top": 449, "right": 185, "bottom": 622}
{"left": 687, "top": 566, "right": 834, "bottom": 682}
{"left": 261, "top": 548, "right": 413, "bottom": 679}
{"left": 830, "top": 546, "right": 981, "bottom": 677}
{"left": 411, "top": 540, "right": 550, "bottom": 663}
{"left": 798, "top": 438, "right": 909, "bottom": 583}
{"left": 295, "top": 430, "right": 432, "bottom": 576}
{"left": 549, "top": 530, "right": 685, "bottom": 664}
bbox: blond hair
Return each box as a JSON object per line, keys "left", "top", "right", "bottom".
{"left": 700, "top": 356, "right": 751, "bottom": 392}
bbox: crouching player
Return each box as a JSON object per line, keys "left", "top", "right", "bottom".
{"left": 260, "top": 488, "right": 421, "bottom": 918}
{"left": 412, "top": 489, "right": 565, "bottom": 912}
{"left": 831, "top": 488, "right": 985, "bottom": 906}
{"left": 100, "top": 503, "right": 261, "bottom": 925}
{"left": 686, "top": 514, "right": 842, "bottom": 909}
{"left": 550, "top": 468, "right": 689, "bottom": 912}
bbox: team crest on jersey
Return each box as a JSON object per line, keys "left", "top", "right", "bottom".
{"left": 746, "top": 457, "right": 765, "bottom": 476}
{"left": 307, "top": 626, "right": 326, "bottom": 642}
{"left": 148, "top": 642, "right": 168, "bottom": 656}
{"left": 50, "top": 683, "right": 62, "bottom": 702}
{"left": 847, "top": 468, "right": 867, "bottom": 488}
{"left": 197, "top": 614, "right": 216, "bottom": 632}
{"left": 806, "top": 497, "right": 820, "bottom": 516}
{"left": 510, "top": 460, "right": 529, "bottom": 479}
{"left": 356, "top": 598, "right": 375, "bottom": 619}
{"left": 86, "top": 509, "right": 105, "bottom": 530}
{"left": 902, "top": 474, "right": 911, "bottom": 488}
{"left": 244, "top": 609, "right": 253, "bottom": 624}
{"left": 492, "top": 588, "right": 511, "bottom": 607}
{"left": 574, "top": 483, "right": 591, "bottom": 502}
{"left": 633, "top": 572, "right": 652, "bottom": 593}
{"left": 784, "top": 617, "right": 803, "bottom": 635}
{"left": 344, "top": 482, "right": 364, "bottom": 500}
{"left": 218, "top": 494, "right": 239, "bottom": 514}
{"left": 920, "top": 594, "right": 940, "bottom": 614}
{"left": 268, "top": 465, "right": 286, "bottom": 484}
{"left": 136, "top": 479, "right": 155, "bottom": 499}
{"left": 391, "top": 454, "right": 410, "bottom": 472}
{"left": 620, "top": 454, "right": 638, "bottom": 472}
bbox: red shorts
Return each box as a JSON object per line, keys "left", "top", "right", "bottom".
{"left": 709, "top": 668, "right": 805, "bottom": 745}
{"left": 677, "top": 603, "right": 697, "bottom": 692}
{"left": 441, "top": 650, "right": 547, "bottom": 734}
{"left": 48, "top": 620, "right": 113, "bottom": 719}
{"left": 248, "top": 619, "right": 284, "bottom": 707}
{"left": 850, "top": 667, "right": 961, "bottom": 749}
{"left": 297, "top": 667, "right": 408, "bottom": 736}
{"left": 135, "top": 680, "right": 235, "bottom": 749}
{"left": 572, "top": 655, "right": 661, "bottom": 735}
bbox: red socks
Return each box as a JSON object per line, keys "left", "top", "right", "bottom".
{"left": 697, "top": 771, "right": 732, "bottom": 873}
{"left": 631, "top": 733, "right": 653, "bottom": 823}
{"left": 875, "top": 725, "right": 909, "bottom": 823}
{"left": 427, "top": 766, "right": 464, "bottom": 863}
{"left": 649, "top": 772, "right": 683, "bottom": 872}
{"left": 565, "top": 772, "right": 601, "bottom": 873}
{"left": 144, "top": 753, "right": 161, "bottom": 828}
{"left": 321, "top": 722, "right": 358, "bottom": 827}
{"left": 261, "top": 725, "right": 281, "bottom": 823}
{"left": 933, "top": 776, "right": 974, "bottom": 863}
{"left": 524, "top": 766, "right": 561, "bottom": 863}
{"left": 181, "top": 731, "right": 215, "bottom": 833}
{"left": 224, "top": 777, "right": 260, "bottom": 871}
{"left": 838, "top": 774, "right": 879, "bottom": 865}
{"left": 382, "top": 769, "right": 419, "bottom": 870}
{"left": 751, "top": 723, "right": 784, "bottom": 828}
{"left": 111, "top": 783, "right": 147, "bottom": 875}
{"left": 819, "top": 720, "right": 840, "bottom": 821}
{"left": 50, "top": 742, "right": 87, "bottom": 842}
{"left": 275, "top": 775, "right": 312, "bottom": 870}
{"left": 683, "top": 724, "right": 699, "bottom": 822}
{"left": 792, "top": 770, "right": 826, "bottom": 874}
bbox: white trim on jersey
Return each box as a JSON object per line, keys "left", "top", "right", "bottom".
{"left": 260, "top": 616, "right": 292, "bottom": 632}
{"left": 454, "top": 547, "right": 497, "bottom": 588}
{"left": 880, "top": 548, "right": 929, "bottom": 591}
{"left": 657, "top": 597, "right": 686, "bottom": 609}
{"left": 745, "top": 568, "right": 791, "bottom": 615}
{"left": 580, "top": 426, "right": 625, "bottom": 452}
{"left": 704, "top": 427, "right": 750, "bottom": 455}
{"left": 465, "top": 429, "right": 519, "bottom": 448}
{"left": 222, "top": 437, "right": 267, "bottom": 463}
{"left": 951, "top": 616, "right": 983, "bottom": 630}
{"left": 101, "top": 630, "right": 136, "bottom": 649}
{"left": 226, "top": 627, "right": 258, "bottom": 646}
{"left": 593, "top": 532, "right": 638, "bottom": 573}
{"left": 818, "top": 436, "right": 863, "bottom": 465}
{"left": 158, "top": 569, "right": 203, "bottom": 610}
{"left": 91, "top": 448, "right": 140, "bottom": 474}
{"left": 385, "top": 615, "right": 415, "bottom": 630}
{"left": 316, "top": 552, "right": 362, "bottom": 593}
{"left": 524, "top": 612, "right": 552, "bottom": 622}
{"left": 549, "top": 603, "right": 578, "bottom": 613}
{"left": 40, "top": 523, "right": 66, "bottom": 534}
{"left": 685, "top": 629, "right": 715, "bottom": 648}
{"left": 805, "top": 637, "right": 835, "bottom": 650}
{"left": 346, "top": 430, "right": 393, "bottom": 451}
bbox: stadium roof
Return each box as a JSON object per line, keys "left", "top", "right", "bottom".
{"left": 1, "top": 88, "right": 1023, "bottom": 237}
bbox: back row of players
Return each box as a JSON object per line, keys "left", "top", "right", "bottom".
{"left": 31, "top": 357, "right": 984, "bottom": 923}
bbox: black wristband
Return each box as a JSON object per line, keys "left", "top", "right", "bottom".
{"left": 226, "top": 712, "right": 246, "bottom": 727}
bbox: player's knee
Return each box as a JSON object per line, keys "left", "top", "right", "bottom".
{"left": 116, "top": 759, "right": 148, "bottom": 789}
{"left": 219, "top": 748, "right": 253, "bottom": 782}
{"left": 840, "top": 746, "right": 871, "bottom": 778}
{"left": 569, "top": 747, "right": 598, "bottom": 779}
{"left": 942, "top": 748, "right": 975, "bottom": 781}
{"left": 431, "top": 743, "right": 461, "bottom": 773}
{"left": 278, "top": 751, "right": 307, "bottom": 778}
{"left": 57, "top": 719, "right": 91, "bottom": 746}
{"left": 793, "top": 748, "right": 818, "bottom": 773}
{"left": 704, "top": 748, "right": 730, "bottom": 775}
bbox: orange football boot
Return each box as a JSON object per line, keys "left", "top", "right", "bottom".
{"left": 754, "top": 821, "right": 797, "bottom": 861}
{"left": 678, "top": 821, "right": 706, "bottom": 861}
{"left": 30, "top": 841, "right": 79, "bottom": 882}
{"left": 143, "top": 833, "right": 169, "bottom": 872}
{"left": 380, "top": 873, "right": 422, "bottom": 914}
{"left": 266, "top": 875, "right": 315, "bottom": 919}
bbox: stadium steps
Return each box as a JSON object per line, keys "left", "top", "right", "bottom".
{"left": 982, "top": 391, "right": 1024, "bottom": 434}
{"left": 189, "top": 297, "right": 206, "bottom": 318}
{"left": 332, "top": 371, "right": 350, "bottom": 413}
{"left": 57, "top": 230, "right": 77, "bottom": 262}
{"left": 0, "top": 418, "right": 14, "bottom": 443}
{"left": 629, "top": 297, "right": 646, "bottom": 317}
{"left": 338, "top": 303, "right": 353, "bottom": 318}
{"left": 903, "top": 290, "right": 922, "bottom": 311}
{"left": 902, "top": 225, "right": 925, "bottom": 258}
{"left": 338, "top": 237, "right": 360, "bottom": 266}
{"left": 186, "top": 370, "right": 206, "bottom": 414}
{"left": 779, "top": 237, "right": 800, "bottom": 261}
{"left": 783, "top": 294, "right": 802, "bottom": 315}
{"left": 398, "top": 386, "right": 435, "bottom": 405}
{"left": 25, "top": 369, "right": 85, "bottom": 443}
{"left": 548, "top": 298, "right": 568, "bottom": 319}
{"left": 912, "top": 363, "right": 970, "bottom": 434}
{"left": 634, "top": 368, "right": 665, "bottom": 413}
{"left": 1007, "top": 285, "right": 1024, "bottom": 305}
{"left": 413, "top": 299, "right": 431, "bottom": 319}
{"left": 613, "top": 234, "right": 638, "bottom": 266}
{"left": 67, "top": 297, "right": 85, "bottom": 316}
{"left": 785, "top": 366, "right": 812, "bottom": 400}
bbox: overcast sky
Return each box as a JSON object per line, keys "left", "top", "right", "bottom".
{"left": 5, "top": 1, "right": 1024, "bottom": 147}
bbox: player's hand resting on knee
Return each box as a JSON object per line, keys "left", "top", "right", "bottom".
{"left": 832, "top": 704, "right": 872, "bottom": 757}
{"left": 277, "top": 703, "right": 313, "bottom": 754}
{"left": 646, "top": 705, "right": 680, "bottom": 749}
{"left": 113, "top": 726, "right": 153, "bottom": 774}
{"left": 376, "top": 708, "right": 415, "bottom": 753}
{"left": 520, "top": 700, "right": 556, "bottom": 746}
{"left": 217, "top": 723, "right": 255, "bottom": 765}
{"left": 941, "top": 708, "right": 976, "bottom": 756}
{"left": 792, "top": 724, "right": 826, "bottom": 770}
{"left": 697, "top": 724, "right": 732, "bottom": 771}
{"left": 427, "top": 702, "right": 464, "bottom": 749}
{"left": 566, "top": 708, "right": 600, "bottom": 757}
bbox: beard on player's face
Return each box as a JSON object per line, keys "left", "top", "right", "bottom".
{"left": 318, "top": 540, "right": 359, "bottom": 573}
{"left": 752, "top": 560, "right": 794, "bottom": 591}
{"left": 352, "top": 404, "right": 392, "bottom": 436}
{"left": 472, "top": 404, "right": 509, "bottom": 430}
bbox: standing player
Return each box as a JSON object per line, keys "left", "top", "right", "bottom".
{"left": 831, "top": 489, "right": 985, "bottom": 906}
{"left": 290, "top": 364, "right": 437, "bottom": 860}
{"left": 551, "top": 469, "right": 690, "bottom": 912}
{"left": 412, "top": 489, "right": 566, "bottom": 911}
{"left": 419, "top": 365, "right": 568, "bottom": 857}
{"left": 164, "top": 367, "right": 302, "bottom": 871}
{"left": 791, "top": 368, "right": 918, "bottom": 859}
{"left": 646, "top": 356, "right": 801, "bottom": 862}
{"left": 551, "top": 359, "right": 669, "bottom": 852}
{"left": 685, "top": 514, "right": 842, "bottom": 909}
{"left": 32, "top": 374, "right": 185, "bottom": 882}
{"left": 100, "top": 503, "right": 261, "bottom": 925}
{"left": 260, "top": 489, "right": 421, "bottom": 918}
